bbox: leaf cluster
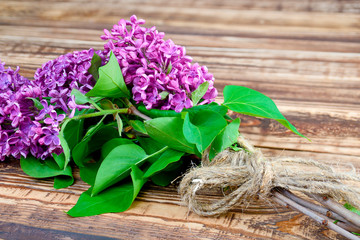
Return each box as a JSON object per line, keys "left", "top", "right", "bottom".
{"left": 21, "top": 51, "right": 311, "bottom": 217}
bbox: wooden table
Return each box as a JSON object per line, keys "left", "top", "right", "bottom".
{"left": 1, "top": 1, "right": 359, "bottom": 239}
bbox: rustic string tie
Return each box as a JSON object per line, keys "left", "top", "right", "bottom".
{"left": 179, "top": 136, "right": 360, "bottom": 222}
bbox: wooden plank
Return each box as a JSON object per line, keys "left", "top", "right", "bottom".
{"left": 0, "top": 161, "right": 350, "bottom": 240}
{"left": 0, "top": 222, "right": 119, "bottom": 240}
{"left": 3, "top": 0, "right": 360, "bottom": 14}
{"left": 0, "top": 0, "right": 359, "bottom": 239}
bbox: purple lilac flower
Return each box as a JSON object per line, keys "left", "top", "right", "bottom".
{"left": 101, "top": 15, "right": 218, "bottom": 112}
{"left": 44, "top": 110, "right": 65, "bottom": 128}
{"left": 0, "top": 48, "right": 106, "bottom": 161}
{"left": 7, "top": 131, "right": 30, "bottom": 159}
{"left": 35, "top": 100, "right": 54, "bottom": 120}
{"left": 33, "top": 48, "right": 106, "bottom": 113}
{"left": 0, "top": 132, "right": 9, "bottom": 161}
{"left": 0, "top": 61, "right": 63, "bottom": 161}
{"left": 68, "top": 95, "right": 91, "bottom": 118}
{"left": 1, "top": 16, "right": 219, "bottom": 161}
{"left": 39, "top": 127, "right": 60, "bottom": 146}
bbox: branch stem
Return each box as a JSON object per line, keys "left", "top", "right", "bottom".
{"left": 123, "top": 98, "right": 152, "bottom": 121}
{"left": 312, "top": 194, "right": 360, "bottom": 228}
{"left": 336, "top": 221, "right": 360, "bottom": 234}
{"left": 280, "top": 189, "right": 360, "bottom": 234}
{"left": 281, "top": 189, "right": 347, "bottom": 222}
{"left": 70, "top": 108, "right": 129, "bottom": 120}
{"left": 272, "top": 190, "right": 360, "bottom": 240}
{"left": 129, "top": 105, "right": 152, "bottom": 121}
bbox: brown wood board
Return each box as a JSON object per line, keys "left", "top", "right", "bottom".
{"left": 0, "top": 0, "right": 359, "bottom": 239}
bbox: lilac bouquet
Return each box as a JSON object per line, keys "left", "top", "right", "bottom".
{"left": 1, "top": 15, "right": 305, "bottom": 216}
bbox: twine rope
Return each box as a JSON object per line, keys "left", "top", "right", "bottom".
{"left": 179, "top": 136, "right": 360, "bottom": 216}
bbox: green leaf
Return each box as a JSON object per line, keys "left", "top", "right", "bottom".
{"left": 69, "top": 91, "right": 102, "bottom": 111}
{"left": 159, "top": 91, "right": 169, "bottom": 100}
{"left": 183, "top": 110, "right": 227, "bottom": 153}
{"left": 92, "top": 144, "right": 148, "bottom": 195}
{"left": 344, "top": 203, "right": 360, "bottom": 215}
{"left": 70, "top": 89, "right": 91, "bottom": 105}
{"left": 137, "top": 137, "right": 166, "bottom": 155}
{"left": 129, "top": 120, "right": 147, "bottom": 134}
{"left": 88, "top": 52, "right": 102, "bottom": 81}
{"left": 230, "top": 144, "right": 242, "bottom": 151}
{"left": 115, "top": 113, "right": 123, "bottom": 137}
{"left": 72, "top": 122, "right": 119, "bottom": 167}
{"left": 191, "top": 81, "right": 209, "bottom": 106}
{"left": 101, "top": 138, "right": 135, "bottom": 160}
{"left": 52, "top": 153, "right": 66, "bottom": 170}
{"left": 166, "top": 62, "right": 172, "bottom": 75}
{"left": 138, "top": 105, "right": 181, "bottom": 118}
{"left": 44, "top": 157, "right": 61, "bottom": 170}
{"left": 54, "top": 175, "right": 74, "bottom": 189}
{"left": 79, "top": 159, "right": 102, "bottom": 186}
{"left": 210, "top": 118, "right": 240, "bottom": 159}
{"left": 54, "top": 117, "right": 83, "bottom": 170}
{"left": 63, "top": 118, "right": 84, "bottom": 151}
{"left": 151, "top": 173, "right": 176, "bottom": 186}
{"left": 150, "top": 160, "right": 184, "bottom": 186}
{"left": 20, "top": 156, "right": 73, "bottom": 188}
{"left": 90, "top": 97, "right": 104, "bottom": 103}
{"left": 184, "top": 102, "right": 228, "bottom": 117}
{"left": 67, "top": 165, "right": 146, "bottom": 217}
{"left": 27, "top": 97, "right": 44, "bottom": 110}
{"left": 137, "top": 137, "right": 167, "bottom": 163}
{"left": 21, "top": 156, "right": 72, "bottom": 178}
{"left": 144, "top": 149, "right": 184, "bottom": 178}
{"left": 145, "top": 117, "right": 196, "bottom": 154}
{"left": 89, "top": 123, "right": 119, "bottom": 147}
{"left": 130, "top": 165, "right": 146, "bottom": 200}
{"left": 86, "top": 52, "right": 130, "bottom": 98}
{"left": 99, "top": 98, "right": 114, "bottom": 110}
{"left": 72, "top": 115, "right": 105, "bottom": 167}
{"left": 222, "top": 85, "right": 306, "bottom": 139}
{"left": 84, "top": 115, "right": 106, "bottom": 139}
{"left": 59, "top": 119, "right": 72, "bottom": 170}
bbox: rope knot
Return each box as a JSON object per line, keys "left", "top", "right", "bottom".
{"left": 179, "top": 147, "right": 274, "bottom": 216}
{"left": 259, "top": 159, "right": 275, "bottom": 195}
{"left": 179, "top": 136, "right": 360, "bottom": 216}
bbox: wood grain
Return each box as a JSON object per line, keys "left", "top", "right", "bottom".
{"left": 0, "top": 0, "right": 359, "bottom": 239}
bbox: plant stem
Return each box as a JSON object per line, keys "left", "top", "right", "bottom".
{"left": 336, "top": 221, "right": 360, "bottom": 234}
{"left": 70, "top": 108, "right": 129, "bottom": 120}
{"left": 280, "top": 189, "right": 360, "bottom": 234}
{"left": 281, "top": 189, "right": 347, "bottom": 222}
{"left": 131, "top": 105, "right": 152, "bottom": 121}
{"left": 272, "top": 189, "right": 360, "bottom": 240}
{"left": 89, "top": 99, "right": 102, "bottom": 111}
{"left": 122, "top": 98, "right": 152, "bottom": 121}
{"left": 312, "top": 194, "right": 360, "bottom": 228}
{"left": 274, "top": 192, "right": 360, "bottom": 234}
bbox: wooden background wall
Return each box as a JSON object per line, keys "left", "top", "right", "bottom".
{"left": 0, "top": 0, "right": 359, "bottom": 239}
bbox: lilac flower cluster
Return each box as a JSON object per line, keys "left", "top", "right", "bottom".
{"left": 0, "top": 49, "right": 106, "bottom": 161}
{"left": 101, "top": 15, "right": 217, "bottom": 112}
{"left": 1, "top": 16, "right": 218, "bottom": 162}
{"left": 33, "top": 48, "right": 105, "bottom": 114}
{"left": 0, "top": 61, "right": 63, "bottom": 160}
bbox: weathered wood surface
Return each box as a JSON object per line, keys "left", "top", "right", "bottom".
{"left": 0, "top": 0, "right": 359, "bottom": 239}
